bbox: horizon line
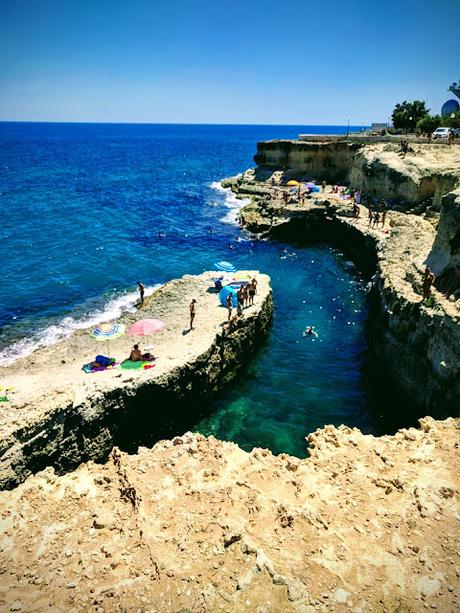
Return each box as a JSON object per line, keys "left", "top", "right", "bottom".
{"left": 0, "top": 120, "right": 369, "bottom": 128}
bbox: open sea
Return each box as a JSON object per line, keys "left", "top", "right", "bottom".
{"left": 0, "top": 122, "right": 387, "bottom": 457}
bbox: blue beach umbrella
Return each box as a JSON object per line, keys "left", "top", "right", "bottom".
{"left": 215, "top": 261, "right": 237, "bottom": 273}
{"left": 219, "top": 283, "right": 243, "bottom": 307}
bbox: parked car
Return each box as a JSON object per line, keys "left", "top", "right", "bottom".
{"left": 453, "top": 128, "right": 460, "bottom": 138}
{"left": 432, "top": 127, "right": 453, "bottom": 140}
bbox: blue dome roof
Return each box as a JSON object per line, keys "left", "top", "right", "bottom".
{"left": 441, "top": 99, "right": 460, "bottom": 117}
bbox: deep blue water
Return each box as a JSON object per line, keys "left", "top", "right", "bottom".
{"left": 0, "top": 122, "right": 376, "bottom": 456}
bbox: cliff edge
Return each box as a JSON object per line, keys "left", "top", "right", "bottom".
{"left": 0, "top": 417, "right": 458, "bottom": 612}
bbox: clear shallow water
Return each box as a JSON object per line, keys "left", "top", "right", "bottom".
{"left": 0, "top": 122, "right": 377, "bottom": 455}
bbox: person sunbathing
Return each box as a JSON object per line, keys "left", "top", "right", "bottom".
{"left": 128, "top": 344, "right": 155, "bottom": 361}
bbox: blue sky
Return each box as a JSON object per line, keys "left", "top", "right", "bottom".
{"left": 0, "top": 0, "right": 458, "bottom": 124}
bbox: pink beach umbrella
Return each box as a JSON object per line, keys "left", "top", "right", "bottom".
{"left": 128, "top": 319, "right": 165, "bottom": 336}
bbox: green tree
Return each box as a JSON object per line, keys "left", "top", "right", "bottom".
{"left": 391, "top": 100, "right": 430, "bottom": 131}
{"left": 442, "top": 111, "right": 460, "bottom": 129}
{"left": 417, "top": 114, "right": 442, "bottom": 135}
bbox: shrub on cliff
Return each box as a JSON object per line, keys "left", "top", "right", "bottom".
{"left": 392, "top": 100, "right": 430, "bottom": 131}
{"left": 417, "top": 114, "right": 442, "bottom": 135}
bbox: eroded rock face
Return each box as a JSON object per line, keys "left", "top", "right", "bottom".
{"left": 429, "top": 188, "right": 460, "bottom": 273}
{"left": 253, "top": 140, "right": 359, "bottom": 184}
{"left": 224, "top": 171, "right": 460, "bottom": 415}
{"left": 0, "top": 418, "right": 458, "bottom": 612}
{"left": 253, "top": 140, "right": 460, "bottom": 205}
{"left": 349, "top": 144, "right": 460, "bottom": 205}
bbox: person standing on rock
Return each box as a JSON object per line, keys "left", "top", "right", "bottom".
{"left": 248, "top": 282, "right": 256, "bottom": 306}
{"left": 422, "top": 268, "right": 436, "bottom": 301}
{"left": 237, "top": 287, "right": 244, "bottom": 316}
{"left": 137, "top": 281, "right": 145, "bottom": 305}
{"left": 189, "top": 299, "right": 196, "bottom": 330}
{"left": 226, "top": 293, "right": 233, "bottom": 320}
{"left": 368, "top": 207, "right": 374, "bottom": 227}
{"left": 321, "top": 180, "right": 326, "bottom": 192}
{"left": 381, "top": 209, "right": 387, "bottom": 227}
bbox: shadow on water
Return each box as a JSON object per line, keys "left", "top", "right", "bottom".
{"left": 112, "top": 336, "right": 272, "bottom": 455}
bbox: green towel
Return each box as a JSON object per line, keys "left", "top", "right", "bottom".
{"left": 120, "top": 360, "right": 148, "bottom": 370}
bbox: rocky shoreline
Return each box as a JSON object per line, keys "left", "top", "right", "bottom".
{"left": 222, "top": 144, "right": 460, "bottom": 418}
{"left": 0, "top": 141, "right": 459, "bottom": 612}
{"left": 0, "top": 272, "right": 273, "bottom": 490}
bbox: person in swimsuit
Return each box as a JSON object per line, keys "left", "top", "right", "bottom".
{"left": 226, "top": 294, "right": 233, "bottom": 320}
{"left": 128, "top": 344, "right": 155, "bottom": 361}
{"left": 237, "top": 287, "right": 243, "bottom": 316}
{"left": 189, "top": 299, "right": 196, "bottom": 330}
{"left": 422, "top": 268, "right": 436, "bottom": 301}
{"left": 243, "top": 284, "right": 249, "bottom": 308}
{"left": 137, "top": 281, "right": 145, "bottom": 304}
{"left": 248, "top": 283, "right": 256, "bottom": 306}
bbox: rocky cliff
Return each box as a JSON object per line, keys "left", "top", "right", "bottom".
{"left": 428, "top": 188, "right": 460, "bottom": 272}
{"left": 0, "top": 272, "right": 273, "bottom": 490}
{"left": 223, "top": 171, "right": 460, "bottom": 419}
{"left": 0, "top": 417, "right": 458, "bottom": 613}
{"left": 253, "top": 140, "right": 460, "bottom": 205}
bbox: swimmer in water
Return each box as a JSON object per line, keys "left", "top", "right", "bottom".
{"left": 303, "top": 326, "right": 318, "bottom": 338}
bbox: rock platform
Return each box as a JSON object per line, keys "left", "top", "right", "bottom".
{"left": 0, "top": 272, "right": 272, "bottom": 489}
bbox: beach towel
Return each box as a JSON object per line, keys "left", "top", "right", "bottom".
{"left": 119, "top": 360, "right": 155, "bottom": 370}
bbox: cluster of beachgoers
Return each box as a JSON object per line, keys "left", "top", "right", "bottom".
{"left": 234, "top": 173, "right": 445, "bottom": 304}
{"left": 80, "top": 267, "right": 261, "bottom": 376}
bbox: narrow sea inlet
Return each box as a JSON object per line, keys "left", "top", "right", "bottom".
{"left": 2, "top": 122, "right": 378, "bottom": 457}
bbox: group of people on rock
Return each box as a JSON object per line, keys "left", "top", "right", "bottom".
{"left": 225, "top": 279, "right": 257, "bottom": 320}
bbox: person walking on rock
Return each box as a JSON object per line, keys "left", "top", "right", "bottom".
{"left": 249, "top": 282, "right": 256, "bottom": 306}
{"left": 237, "top": 287, "right": 244, "bottom": 316}
{"left": 189, "top": 299, "right": 196, "bottom": 330}
{"left": 422, "top": 268, "right": 436, "bottom": 301}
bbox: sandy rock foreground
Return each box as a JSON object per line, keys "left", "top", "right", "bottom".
{"left": 0, "top": 417, "right": 459, "bottom": 612}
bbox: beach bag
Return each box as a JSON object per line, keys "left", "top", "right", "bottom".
{"left": 95, "top": 355, "right": 111, "bottom": 367}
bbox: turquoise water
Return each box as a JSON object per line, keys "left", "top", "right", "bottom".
{"left": 196, "top": 246, "right": 371, "bottom": 457}
{"left": 0, "top": 122, "right": 378, "bottom": 455}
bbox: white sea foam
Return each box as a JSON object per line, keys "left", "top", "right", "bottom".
{"left": 210, "top": 181, "right": 251, "bottom": 226}
{"left": 0, "top": 284, "right": 161, "bottom": 367}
